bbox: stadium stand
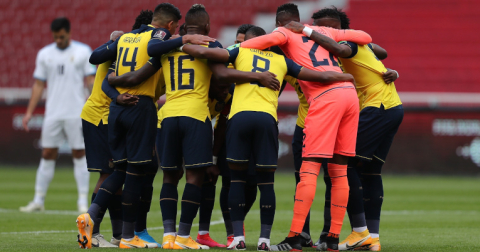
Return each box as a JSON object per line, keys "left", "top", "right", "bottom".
{"left": 346, "top": 0, "right": 480, "bottom": 93}
{"left": 0, "top": 0, "right": 296, "bottom": 90}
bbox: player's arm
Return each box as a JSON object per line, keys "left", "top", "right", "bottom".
{"left": 285, "top": 57, "right": 354, "bottom": 84}
{"left": 181, "top": 45, "right": 230, "bottom": 62}
{"left": 108, "top": 57, "right": 162, "bottom": 87}
{"left": 89, "top": 31, "right": 125, "bottom": 65}
{"left": 147, "top": 28, "right": 215, "bottom": 57}
{"left": 89, "top": 39, "right": 119, "bottom": 65}
{"left": 383, "top": 68, "right": 399, "bottom": 84}
{"left": 101, "top": 66, "right": 139, "bottom": 106}
{"left": 369, "top": 43, "right": 387, "bottom": 60}
{"left": 22, "top": 79, "right": 45, "bottom": 132}
{"left": 239, "top": 32, "right": 287, "bottom": 50}
{"left": 208, "top": 63, "right": 280, "bottom": 91}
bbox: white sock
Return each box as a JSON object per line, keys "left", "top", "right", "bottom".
{"left": 73, "top": 156, "right": 89, "bottom": 206}
{"left": 353, "top": 226, "right": 368, "bottom": 233}
{"left": 178, "top": 235, "right": 189, "bottom": 239}
{"left": 198, "top": 231, "right": 209, "bottom": 235}
{"left": 233, "top": 236, "right": 245, "bottom": 241}
{"left": 370, "top": 233, "right": 379, "bottom": 238}
{"left": 33, "top": 159, "right": 56, "bottom": 205}
{"left": 124, "top": 237, "right": 133, "bottom": 242}
{"left": 258, "top": 237, "right": 270, "bottom": 246}
{"left": 164, "top": 232, "right": 176, "bottom": 237}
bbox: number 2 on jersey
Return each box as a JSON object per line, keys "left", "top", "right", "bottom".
{"left": 168, "top": 55, "right": 195, "bottom": 91}
{"left": 302, "top": 36, "right": 339, "bottom": 68}
{"left": 116, "top": 47, "right": 138, "bottom": 75}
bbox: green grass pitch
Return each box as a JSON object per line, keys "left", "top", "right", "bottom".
{"left": 1, "top": 166, "right": 479, "bottom": 251}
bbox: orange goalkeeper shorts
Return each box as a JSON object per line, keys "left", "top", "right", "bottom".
{"left": 302, "top": 86, "right": 359, "bottom": 158}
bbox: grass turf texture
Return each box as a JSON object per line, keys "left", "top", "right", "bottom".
{"left": 0, "top": 166, "right": 479, "bottom": 251}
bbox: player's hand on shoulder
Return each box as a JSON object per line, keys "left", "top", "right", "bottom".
{"left": 382, "top": 69, "right": 398, "bottom": 84}
{"left": 284, "top": 21, "right": 305, "bottom": 33}
{"left": 116, "top": 93, "right": 139, "bottom": 106}
{"left": 110, "top": 31, "right": 124, "bottom": 41}
{"left": 182, "top": 34, "right": 216, "bottom": 45}
{"left": 22, "top": 113, "right": 32, "bottom": 132}
{"left": 258, "top": 71, "right": 280, "bottom": 91}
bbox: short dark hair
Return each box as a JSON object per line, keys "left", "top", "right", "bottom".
{"left": 311, "top": 7, "right": 350, "bottom": 29}
{"left": 51, "top": 17, "right": 70, "bottom": 32}
{"left": 245, "top": 26, "right": 266, "bottom": 38}
{"left": 276, "top": 3, "right": 299, "bottom": 17}
{"left": 153, "top": 3, "right": 182, "bottom": 24}
{"left": 236, "top": 24, "right": 255, "bottom": 36}
{"left": 132, "top": 9, "right": 153, "bottom": 30}
{"left": 185, "top": 4, "right": 209, "bottom": 26}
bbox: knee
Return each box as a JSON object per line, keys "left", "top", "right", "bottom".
{"left": 163, "top": 170, "right": 182, "bottom": 185}
{"left": 186, "top": 168, "right": 206, "bottom": 187}
{"left": 71, "top": 149, "right": 85, "bottom": 159}
{"left": 42, "top": 148, "right": 58, "bottom": 160}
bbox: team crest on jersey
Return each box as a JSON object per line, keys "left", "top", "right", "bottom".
{"left": 153, "top": 30, "right": 167, "bottom": 40}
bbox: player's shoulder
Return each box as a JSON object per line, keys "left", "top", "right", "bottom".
{"left": 209, "top": 40, "right": 223, "bottom": 49}
{"left": 37, "top": 43, "right": 56, "bottom": 57}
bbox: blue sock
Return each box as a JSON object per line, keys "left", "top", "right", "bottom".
{"left": 178, "top": 183, "right": 202, "bottom": 236}
{"left": 228, "top": 169, "right": 247, "bottom": 237}
{"left": 160, "top": 183, "right": 178, "bottom": 233}
{"left": 257, "top": 171, "right": 275, "bottom": 239}
{"left": 199, "top": 182, "right": 216, "bottom": 232}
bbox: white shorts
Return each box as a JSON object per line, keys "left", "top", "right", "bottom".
{"left": 41, "top": 118, "right": 85, "bottom": 149}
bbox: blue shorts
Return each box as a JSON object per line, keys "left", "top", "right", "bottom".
{"left": 108, "top": 96, "right": 157, "bottom": 164}
{"left": 159, "top": 117, "right": 213, "bottom": 170}
{"left": 226, "top": 111, "right": 278, "bottom": 169}
{"left": 355, "top": 105, "right": 404, "bottom": 163}
{"left": 218, "top": 142, "right": 256, "bottom": 177}
{"left": 82, "top": 119, "right": 113, "bottom": 174}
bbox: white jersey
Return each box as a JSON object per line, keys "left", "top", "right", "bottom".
{"left": 33, "top": 40, "right": 96, "bottom": 120}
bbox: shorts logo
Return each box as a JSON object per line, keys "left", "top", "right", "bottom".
{"left": 153, "top": 30, "right": 167, "bottom": 40}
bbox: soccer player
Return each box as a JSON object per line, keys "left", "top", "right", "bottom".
{"left": 181, "top": 25, "right": 355, "bottom": 250}
{"left": 300, "top": 8, "right": 403, "bottom": 251}
{"left": 21, "top": 17, "right": 95, "bottom": 213}
{"left": 79, "top": 10, "right": 155, "bottom": 247}
{"left": 240, "top": 3, "right": 373, "bottom": 251}
{"left": 235, "top": 24, "right": 255, "bottom": 44}
{"left": 157, "top": 5, "right": 280, "bottom": 250}
{"left": 78, "top": 3, "right": 199, "bottom": 249}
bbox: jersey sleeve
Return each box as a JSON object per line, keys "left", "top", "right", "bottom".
{"left": 226, "top": 44, "right": 240, "bottom": 64}
{"left": 284, "top": 57, "right": 303, "bottom": 78}
{"left": 209, "top": 41, "right": 223, "bottom": 49}
{"left": 33, "top": 50, "right": 47, "bottom": 81}
{"left": 339, "top": 41, "right": 358, "bottom": 58}
{"left": 240, "top": 31, "right": 287, "bottom": 50}
{"left": 147, "top": 28, "right": 184, "bottom": 57}
{"left": 147, "top": 57, "right": 162, "bottom": 70}
{"left": 321, "top": 27, "right": 372, "bottom": 45}
{"left": 90, "top": 39, "right": 118, "bottom": 65}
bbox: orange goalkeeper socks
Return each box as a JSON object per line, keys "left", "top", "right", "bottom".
{"left": 328, "top": 163, "right": 349, "bottom": 235}
{"left": 289, "top": 161, "right": 321, "bottom": 235}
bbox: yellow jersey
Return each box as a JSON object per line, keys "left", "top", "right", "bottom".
{"left": 81, "top": 61, "right": 112, "bottom": 125}
{"left": 115, "top": 25, "right": 167, "bottom": 98}
{"left": 284, "top": 76, "right": 309, "bottom": 128}
{"left": 159, "top": 41, "right": 223, "bottom": 122}
{"left": 155, "top": 69, "right": 167, "bottom": 128}
{"left": 226, "top": 44, "right": 303, "bottom": 121}
{"left": 339, "top": 42, "right": 402, "bottom": 111}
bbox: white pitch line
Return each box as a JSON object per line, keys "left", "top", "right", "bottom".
{"left": 0, "top": 218, "right": 225, "bottom": 235}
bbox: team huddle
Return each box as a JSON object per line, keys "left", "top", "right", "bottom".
{"left": 74, "top": 2, "right": 402, "bottom": 251}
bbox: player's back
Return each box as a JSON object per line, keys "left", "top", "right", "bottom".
{"left": 227, "top": 45, "right": 292, "bottom": 121}
{"left": 115, "top": 24, "right": 164, "bottom": 98}
{"left": 160, "top": 41, "right": 222, "bottom": 122}
{"left": 338, "top": 42, "right": 402, "bottom": 111}
{"left": 275, "top": 25, "right": 353, "bottom": 102}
